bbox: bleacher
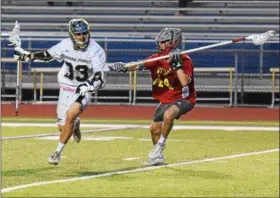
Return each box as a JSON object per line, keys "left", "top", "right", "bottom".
{"left": 1, "top": 0, "right": 279, "bottom": 67}
{"left": 1, "top": 0, "right": 279, "bottom": 37}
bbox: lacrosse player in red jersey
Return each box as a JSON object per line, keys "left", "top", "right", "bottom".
{"left": 109, "top": 28, "right": 196, "bottom": 166}
{"left": 13, "top": 18, "right": 107, "bottom": 165}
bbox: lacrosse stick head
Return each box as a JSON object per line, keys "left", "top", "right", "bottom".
{"left": 246, "top": 30, "right": 276, "bottom": 45}
{"left": 8, "top": 21, "right": 21, "bottom": 47}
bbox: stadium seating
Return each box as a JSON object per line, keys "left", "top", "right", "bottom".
{"left": 1, "top": 0, "right": 279, "bottom": 38}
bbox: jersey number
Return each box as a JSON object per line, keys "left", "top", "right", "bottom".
{"left": 153, "top": 78, "right": 173, "bottom": 90}
{"left": 64, "top": 62, "right": 88, "bottom": 81}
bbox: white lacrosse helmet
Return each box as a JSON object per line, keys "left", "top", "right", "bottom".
{"left": 69, "top": 18, "right": 90, "bottom": 51}
{"left": 155, "top": 28, "right": 182, "bottom": 52}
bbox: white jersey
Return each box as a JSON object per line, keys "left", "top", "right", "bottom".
{"left": 47, "top": 38, "right": 107, "bottom": 87}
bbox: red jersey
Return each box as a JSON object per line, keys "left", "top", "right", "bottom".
{"left": 144, "top": 51, "right": 196, "bottom": 104}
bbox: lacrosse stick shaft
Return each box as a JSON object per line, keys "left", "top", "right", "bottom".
{"left": 8, "top": 20, "right": 22, "bottom": 116}
{"left": 125, "top": 37, "right": 246, "bottom": 68}
{"left": 15, "top": 60, "right": 21, "bottom": 116}
{"left": 124, "top": 29, "right": 276, "bottom": 68}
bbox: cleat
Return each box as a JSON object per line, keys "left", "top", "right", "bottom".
{"left": 73, "top": 117, "right": 81, "bottom": 143}
{"left": 48, "top": 151, "right": 61, "bottom": 165}
{"left": 142, "top": 155, "right": 165, "bottom": 166}
{"left": 148, "top": 142, "right": 165, "bottom": 159}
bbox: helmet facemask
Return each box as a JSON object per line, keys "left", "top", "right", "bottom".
{"left": 69, "top": 18, "right": 90, "bottom": 51}
{"left": 155, "top": 28, "right": 182, "bottom": 52}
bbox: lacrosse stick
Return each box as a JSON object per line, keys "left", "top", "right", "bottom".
{"left": 124, "top": 30, "right": 277, "bottom": 68}
{"left": 8, "top": 21, "right": 21, "bottom": 116}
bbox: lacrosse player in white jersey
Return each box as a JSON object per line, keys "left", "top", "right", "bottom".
{"left": 14, "top": 18, "right": 108, "bottom": 165}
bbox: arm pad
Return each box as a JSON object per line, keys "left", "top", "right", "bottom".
{"left": 28, "top": 51, "right": 53, "bottom": 62}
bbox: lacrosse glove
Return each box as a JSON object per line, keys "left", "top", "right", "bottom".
{"left": 76, "top": 81, "right": 95, "bottom": 96}
{"left": 109, "top": 62, "right": 128, "bottom": 73}
{"left": 14, "top": 46, "right": 31, "bottom": 63}
{"left": 169, "top": 50, "right": 183, "bottom": 70}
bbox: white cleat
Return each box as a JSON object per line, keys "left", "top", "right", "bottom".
{"left": 48, "top": 151, "right": 61, "bottom": 165}
{"left": 142, "top": 155, "right": 165, "bottom": 166}
{"left": 73, "top": 117, "right": 81, "bottom": 143}
{"left": 148, "top": 142, "right": 165, "bottom": 159}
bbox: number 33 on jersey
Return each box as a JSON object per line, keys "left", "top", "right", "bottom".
{"left": 47, "top": 38, "right": 107, "bottom": 87}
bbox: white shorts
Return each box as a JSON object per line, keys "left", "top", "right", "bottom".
{"left": 56, "top": 84, "right": 92, "bottom": 125}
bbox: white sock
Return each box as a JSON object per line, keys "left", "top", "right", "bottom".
{"left": 158, "top": 135, "right": 166, "bottom": 144}
{"left": 55, "top": 142, "right": 65, "bottom": 153}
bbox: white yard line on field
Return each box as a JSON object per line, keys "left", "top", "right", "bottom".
{"left": 2, "top": 123, "right": 143, "bottom": 128}
{"left": 1, "top": 126, "right": 141, "bottom": 140}
{"left": 2, "top": 148, "right": 278, "bottom": 194}
{"left": 2, "top": 123, "right": 278, "bottom": 141}
{"left": 2, "top": 123, "right": 278, "bottom": 140}
{"left": 123, "top": 157, "right": 140, "bottom": 161}
{"left": 2, "top": 123, "right": 279, "bottom": 131}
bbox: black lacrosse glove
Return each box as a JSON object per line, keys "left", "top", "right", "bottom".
{"left": 169, "top": 50, "right": 183, "bottom": 70}
{"left": 109, "top": 62, "right": 128, "bottom": 73}
{"left": 76, "top": 81, "right": 95, "bottom": 96}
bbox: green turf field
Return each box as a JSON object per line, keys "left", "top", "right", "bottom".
{"left": 1, "top": 119, "right": 279, "bottom": 197}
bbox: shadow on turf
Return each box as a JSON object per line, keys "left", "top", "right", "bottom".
{"left": 2, "top": 165, "right": 232, "bottom": 180}
{"left": 165, "top": 167, "right": 232, "bottom": 179}
{"left": 73, "top": 165, "right": 143, "bottom": 177}
{"left": 2, "top": 167, "right": 55, "bottom": 176}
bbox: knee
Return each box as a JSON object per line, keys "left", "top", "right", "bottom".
{"left": 150, "top": 124, "right": 161, "bottom": 135}
{"left": 58, "top": 125, "right": 63, "bottom": 132}
{"left": 65, "top": 111, "right": 77, "bottom": 125}
{"left": 163, "top": 110, "right": 175, "bottom": 124}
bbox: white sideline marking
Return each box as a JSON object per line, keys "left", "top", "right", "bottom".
{"left": 123, "top": 157, "right": 140, "bottom": 161}
{"left": 2, "top": 148, "right": 278, "bottom": 194}
{"left": 37, "top": 136, "right": 132, "bottom": 141}
{"left": 1, "top": 126, "right": 139, "bottom": 140}
{"left": 2, "top": 123, "right": 278, "bottom": 131}
{"left": 139, "top": 138, "right": 186, "bottom": 142}
{"left": 2, "top": 123, "right": 143, "bottom": 128}
{"left": 36, "top": 136, "right": 186, "bottom": 142}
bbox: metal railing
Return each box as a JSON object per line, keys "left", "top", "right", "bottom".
{"left": 3, "top": 57, "right": 279, "bottom": 106}
{"left": 270, "top": 68, "right": 280, "bottom": 107}
{"left": 2, "top": 65, "right": 235, "bottom": 106}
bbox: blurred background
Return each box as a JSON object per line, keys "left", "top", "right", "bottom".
{"left": 1, "top": 0, "right": 279, "bottom": 107}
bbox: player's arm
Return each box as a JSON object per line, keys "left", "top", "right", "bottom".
{"left": 14, "top": 46, "right": 54, "bottom": 63}
{"left": 169, "top": 52, "right": 192, "bottom": 87}
{"left": 176, "top": 67, "right": 191, "bottom": 87}
{"left": 108, "top": 62, "right": 145, "bottom": 73}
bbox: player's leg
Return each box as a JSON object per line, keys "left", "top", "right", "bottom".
{"left": 56, "top": 107, "right": 81, "bottom": 142}
{"left": 48, "top": 87, "right": 91, "bottom": 165}
{"left": 143, "top": 104, "right": 168, "bottom": 166}
{"left": 48, "top": 102, "right": 82, "bottom": 165}
{"left": 73, "top": 116, "right": 81, "bottom": 143}
{"left": 159, "top": 105, "right": 179, "bottom": 144}
{"left": 149, "top": 121, "right": 162, "bottom": 145}
{"left": 160, "top": 100, "right": 194, "bottom": 146}
{"left": 148, "top": 105, "right": 178, "bottom": 161}
{"left": 143, "top": 121, "right": 165, "bottom": 166}
{"left": 60, "top": 102, "right": 82, "bottom": 144}
{"left": 145, "top": 100, "right": 194, "bottom": 166}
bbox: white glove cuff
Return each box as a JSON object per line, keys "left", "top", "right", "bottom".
{"left": 15, "top": 46, "right": 31, "bottom": 55}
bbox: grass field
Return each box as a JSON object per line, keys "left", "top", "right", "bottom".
{"left": 1, "top": 119, "right": 279, "bottom": 197}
